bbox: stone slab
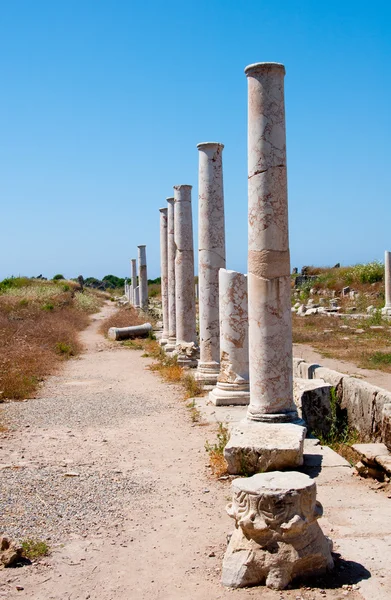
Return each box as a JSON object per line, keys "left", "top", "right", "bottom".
{"left": 375, "top": 454, "right": 391, "bottom": 474}
{"left": 224, "top": 420, "right": 306, "bottom": 475}
{"left": 352, "top": 443, "right": 390, "bottom": 466}
{"left": 293, "top": 377, "right": 332, "bottom": 436}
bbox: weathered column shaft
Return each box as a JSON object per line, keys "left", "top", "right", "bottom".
{"left": 246, "top": 62, "right": 296, "bottom": 422}
{"left": 134, "top": 286, "right": 140, "bottom": 308}
{"left": 159, "top": 207, "right": 169, "bottom": 343}
{"left": 174, "top": 185, "right": 197, "bottom": 347}
{"left": 166, "top": 197, "right": 176, "bottom": 351}
{"left": 196, "top": 142, "right": 226, "bottom": 383}
{"left": 131, "top": 259, "right": 137, "bottom": 306}
{"left": 209, "top": 269, "right": 249, "bottom": 406}
{"left": 137, "top": 245, "right": 148, "bottom": 311}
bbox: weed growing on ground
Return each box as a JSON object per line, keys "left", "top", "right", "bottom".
{"left": 313, "top": 387, "right": 359, "bottom": 456}
{"left": 186, "top": 400, "right": 201, "bottom": 422}
{"left": 205, "top": 423, "right": 229, "bottom": 477}
{"left": 55, "top": 342, "right": 75, "bottom": 358}
{"left": 182, "top": 373, "right": 204, "bottom": 399}
{"left": 21, "top": 539, "right": 50, "bottom": 560}
{"left": 369, "top": 352, "right": 391, "bottom": 367}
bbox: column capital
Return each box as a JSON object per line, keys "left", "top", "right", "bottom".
{"left": 159, "top": 207, "right": 168, "bottom": 214}
{"left": 245, "top": 62, "right": 285, "bottom": 76}
{"left": 197, "top": 141, "right": 224, "bottom": 151}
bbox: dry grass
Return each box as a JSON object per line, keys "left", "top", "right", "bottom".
{"left": 292, "top": 313, "right": 391, "bottom": 372}
{"left": 0, "top": 280, "right": 104, "bottom": 401}
{"left": 205, "top": 423, "right": 229, "bottom": 478}
{"left": 98, "top": 305, "right": 145, "bottom": 336}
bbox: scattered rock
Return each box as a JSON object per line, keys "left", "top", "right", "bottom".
{"left": 0, "top": 536, "right": 23, "bottom": 568}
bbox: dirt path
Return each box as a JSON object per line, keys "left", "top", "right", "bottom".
{"left": 293, "top": 343, "right": 391, "bottom": 392}
{"left": 0, "top": 304, "right": 388, "bottom": 599}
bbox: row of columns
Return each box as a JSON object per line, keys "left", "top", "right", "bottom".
{"left": 157, "top": 62, "right": 297, "bottom": 425}
{"left": 126, "top": 247, "right": 148, "bottom": 310}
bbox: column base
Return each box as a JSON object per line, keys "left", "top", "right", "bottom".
{"left": 209, "top": 382, "right": 250, "bottom": 406}
{"left": 381, "top": 305, "right": 391, "bottom": 317}
{"left": 176, "top": 342, "right": 199, "bottom": 368}
{"left": 247, "top": 407, "right": 300, "bottom": 423}
{"left": 164, "top": 337, "right": 177, "bottom": 353}
{"left": 195, "top": 362, "right": 220, "bottom": 385}
{"left": 223, "top": 420, "right": 306, "bottom": 475}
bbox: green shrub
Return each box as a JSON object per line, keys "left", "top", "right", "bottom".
{"left": 42, "top": 302, "right": 54, "bottom": 311}
{"left": 52, "top": 274, "right": 65, "bottom": 281}
{"left": 22, "top": 539, "right": 50, "bottom": 560}
{"left": 55, "top": 342, "right": 74, "bottom": 357}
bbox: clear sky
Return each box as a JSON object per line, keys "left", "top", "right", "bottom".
{"left": 1, "top": 0, "right": 390, "bottom": 280}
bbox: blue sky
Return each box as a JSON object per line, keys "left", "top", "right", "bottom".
{"left": 1, "top": 0, "right": 390, "bottom": 280}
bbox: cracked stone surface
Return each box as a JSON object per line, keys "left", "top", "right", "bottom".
{"left": 222, "top": 471, "right": 334, "bottom": 590}
{"left": 196, "top": 142, "right": 226, "bottom": 384}
{"left": 245, "top": 62, "right": 296, "bottom": 422}
{"left": 174, "top": 185, "right": 197, "bottom": 362}
{"left": 159, "top": 207, "right": 169, "bottom": 344}
{"left": 209, "top": 269, "right": 249, "bottom": 406}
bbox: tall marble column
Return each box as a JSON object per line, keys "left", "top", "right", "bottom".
{"left": 223, "top": 62, "right": 305, "bottom": 475}
{"left": 382, "top": 251, "right": 391, "bottom": 316}
{"left": 209, "top": 269, "right": 250, "bottom": 405}
{"left": 165, "top": 197, "right": 176, "bottom": 352}
{"left": 131, "top": 259, "right": 137, "bottom": 306}
{"left": 195, "top": 142, "right": 226, "bottom": 384}
{"left": 159, "top": 207, "right": 169, "bottom": 344}
{"left": 137, "top": 245, "right": 148, "bottom": 311}
{"left": 174, "top": 185, "right": 197, "bottom": 366}
{"left": 246, "top": 62, "right": 297, "bottom": 423}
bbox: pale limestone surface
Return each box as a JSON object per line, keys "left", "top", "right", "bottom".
{"left": 382, "top": 250, "right": 391, "bottom": 316}
{"left": 222, "top": 471, "right": 333, "bottom": 590}
{"left": 165, "top": 197, "right": 176, "bottom": 352}
{"left": 174, "top": 185, "right": 197, "bottom": 366}
{"left": 134, "top": 285, "right": 140, "bottom": 308}
{"left": 131, "top": 259, "right": 137, "bottom": 306}
{"left": 137, "top": 245, "right": 148, "bottom": 311}
{"left": 209, "top": 269, "right": 249, "bottom": 406}
{"left": 159, "top": 207, "right": 169, "bottom": 345}
{"left": 224, "top": 421, "right": 306, "bottom": 475}
{"left": 195, "top": 142, "right": 226, "bottom": 384}
{"left": 245, "top": 62, "right": 296, "bottom": 423}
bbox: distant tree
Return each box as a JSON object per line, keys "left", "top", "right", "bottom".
{"left": 148, "top": 277, "right": 161, "bottom": 285}
{"left": 102, "top": 274, "right": 125, "bottom": 289}
{"left": 53, "top": 274, "right": 65, "bottom": 280}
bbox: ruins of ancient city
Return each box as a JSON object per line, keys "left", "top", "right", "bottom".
{"left": 1, "top": 5, "right": 391, "bottom": 599}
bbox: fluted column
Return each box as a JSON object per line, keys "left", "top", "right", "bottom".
{"left": 246, "top": 62, "right": 297, "bottom": 422}
{"left": 174, "top": 185, "right": 197, "bottom": 366}
{"left": 195, "top": 142, "right": 226, "bottom": 384}
{"left": 209, "top": 269, "right": 249, "bottom": 405}
{"left": 159, "top": 207, "right": 169, "bottom": 344}
{"left": 131, "top": 259, "right": 137, "bottom": 306}
{"left": 382, "top": 251, "right": 391, "bottom": 316}
{"left": 165, "top": 197, "right": 176, "bottom": 352}
{"left": 137, "top": 245, "right": 148, "bottom": 312}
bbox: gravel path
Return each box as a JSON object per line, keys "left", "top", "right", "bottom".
{"left": 0, "top": 304, "right": 363, "bottom": 599}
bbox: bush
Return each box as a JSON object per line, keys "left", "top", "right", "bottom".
{"left": 52, "top": 274, "right": 65, "bottom": 281}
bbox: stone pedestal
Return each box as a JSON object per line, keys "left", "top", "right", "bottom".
{"left": 174, "top": 185, "right": 198, "bottom": 367}
{"left": 131, "top": 259, "right": 137, "bottom": 306}
{"left": 165, "top": 197, "right": 176, "bottom": 352}
{"left": 159, "top": 207, "right": 169, "bottom": 345}
{"left": 225, "top": 62, "right": 305, "bottom": 474}
{"left": 382, "top": 251, "right": 391, "bottom": 317}
{"left": 209, "top": 269, "right": 249, "bottom": 405}
{"left": 137, "top": 245, "right": 148, "bottom": 311}
{"left": 195, "top": 142, "right": 226, "bottom": 385}
{"left": 222, "top": 471, "right": 333, "bottom": 590}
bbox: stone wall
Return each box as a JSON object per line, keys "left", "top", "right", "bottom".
{"left": 293, "top": 357, "right": 391, "bottom": 447}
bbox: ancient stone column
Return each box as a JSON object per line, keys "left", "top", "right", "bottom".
{"left": 134, "top": 286, "right": 140, "bottom": 308}
{"left": 209, "top": 269, "right": 250, "bottom": 405}
{"left": 246, "top": 62, "right": 297, "bottom": 423}
{"left": 195, "top": 142, "right": 226, "bottom": 385}
{"left": 137, "top": 245, "right": 148, "bottom": 311}
{"left": 165, "top": 197, "right": 176, "bottom": 352}
{"left": 131, "top": 259, "right": 137, "bottom": 306}
{"left": 174, "top": 185, "right": 197, "bottom": 366}
{"left": 382, "top": 251, "right": 391, "bottom": 316}
{"left": 159, "top": 207, "right": 169, "bottom": 344}
{"left": 224, "top": 62, "right": 305, "bottom": 475}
